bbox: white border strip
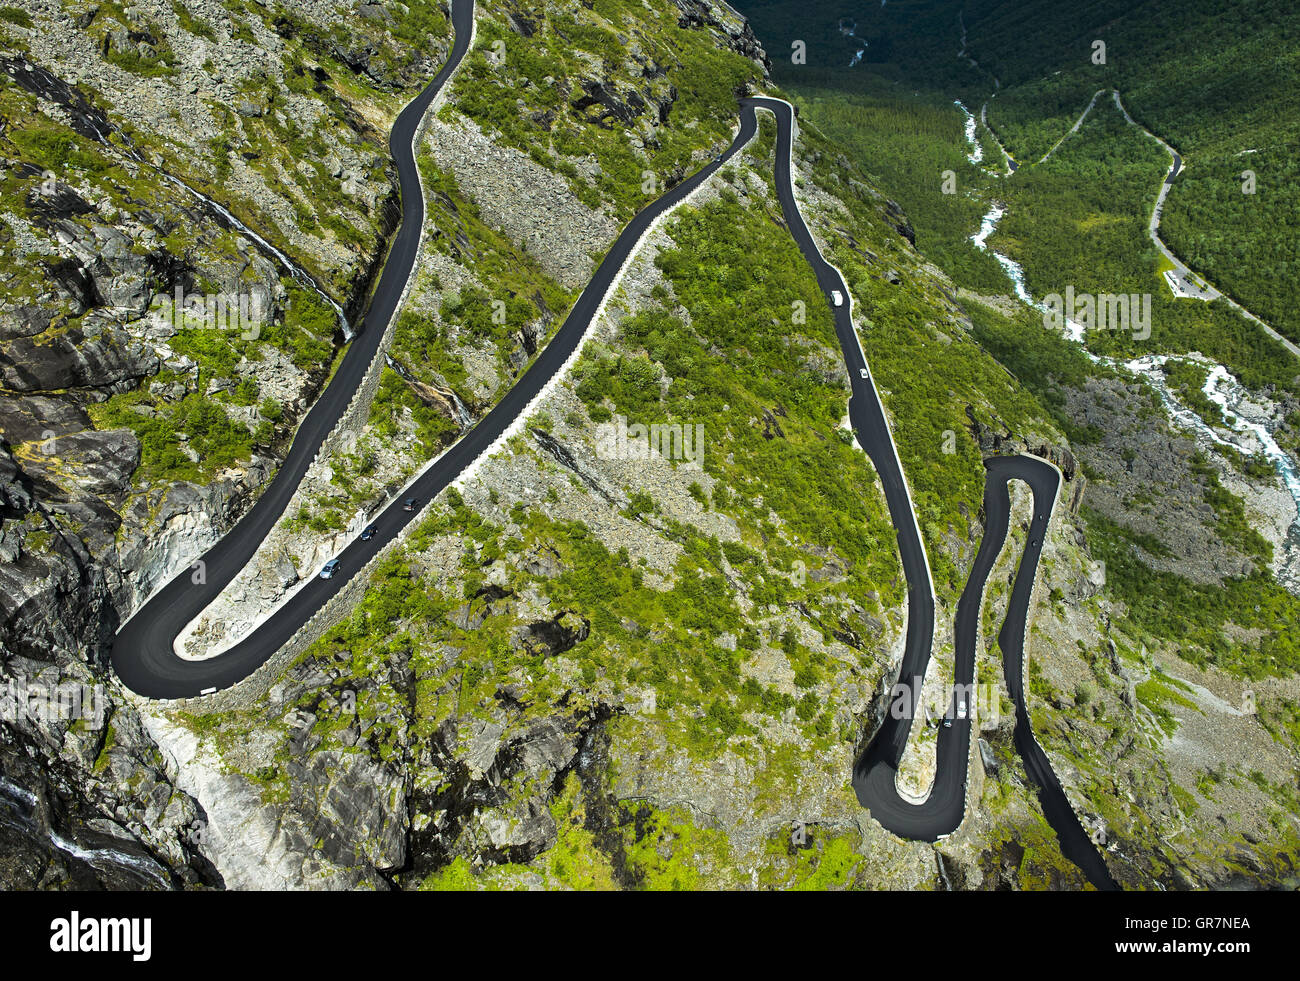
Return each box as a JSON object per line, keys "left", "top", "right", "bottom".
{"left": 178, "top": 107, "right": 751, "bottom": 660}
{"left": 167, "top": 12, "right": 479, "bottom": 658}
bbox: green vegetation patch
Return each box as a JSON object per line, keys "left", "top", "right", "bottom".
{"left": 1085, "top": 505, "right": 1300, "bottom": 679}
{"left": 451, "top": 0, "right": 763, "bottom": 218}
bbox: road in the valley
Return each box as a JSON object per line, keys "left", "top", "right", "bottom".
{"left": 1109, "top": 92, "right": 1300, "bottom": 359}
{"left": 1037, "top": 88, "right": 1106, "bottom": 164}
{"left": 989, "top": 81, "right": 1297, "bottom": 360}
{"left": 980, "top": 101, "right": 1017, "bottom": 174}
{"left": 111, "top": 6, "right": 1116, "bottom": 889}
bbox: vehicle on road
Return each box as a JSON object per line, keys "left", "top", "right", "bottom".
{"left": 831, "top": 290, "right": 844, "bottom": 306}
{"left": 403, "top": 497, "right": 418, "bottom": 511}
{"left": 859, "top": 367, "right": 869, "bottom": 380}
{"left": 956, "top": 700, "right": 968, "bottom": 721}
{"left": 319, "top": 558, "right": 341, "bottom": 580}
{"left": 942, "top": 713, "right": 953, "bottom": 729}
{"left": 361, "top": 524, "right": 377, "bottom": 541}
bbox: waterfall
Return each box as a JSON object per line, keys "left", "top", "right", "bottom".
{"left": 0, "top": 776, "right": 172, "bottom": 888}
{"left": 385, "top": 354, "right": 474, "bottom": 429}
{"left": 936, "top": 850, "right": 953, "bottom": 890}
{"left": 151, "top": 167, "right": 354, "bottom": 340}
{"left": 101, "top": 124, "right": 354, "bottom": 339}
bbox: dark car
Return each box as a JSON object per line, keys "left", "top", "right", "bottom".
{"left": 361, "top": 524, "right": 377, "bottom": 541}
{"left": 319, "top": 558, "right": 341, "bottom": 580}
{"left": 403, "top": 497, "right": 418, "bottom": 512}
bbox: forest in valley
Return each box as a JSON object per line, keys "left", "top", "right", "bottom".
{"left": 741, "top": 0, "right": 1300, "bottom": 345}
{"left": 735, "top": 0, "right": 1300, "bottom": 681}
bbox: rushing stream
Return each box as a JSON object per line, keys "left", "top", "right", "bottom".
{"left": 962, "top": 115, "right": 1300, "bottom": 578}
{"left": 954, "top": 101, "right": 983, "bottom": 166}
{"left": 385, "top": 354, "right": 475, "bottom": 429}
{"left": 154, "top": 167, "right": 354, "bottom": 340}
{"left": 82, "top": 108, "right": 354, "bottom": 339}
{"left": 1124, "top": 355, "right": 1300, "bottom": 587}
{"left": 0, "top": 776, "right": 172, "bottom": 888}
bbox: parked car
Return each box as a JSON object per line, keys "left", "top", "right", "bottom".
{"left": 319, "top": 558, "right": 341, "bottom": 580}
{"left": 403, "top": 497, "right": 418, "bottom": 512}
{"left": 831, "top": 290, "right": 844, "bottom": 307}
{"left": 361, "top": 524, "right": 377, "bottom": 541}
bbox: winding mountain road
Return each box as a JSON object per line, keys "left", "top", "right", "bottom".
{"left": 114, "top": 0, "right": 479, "bottom": 697}
{"left": 755, "top": 100, "right": 1115, "bottom": 886}
{"left": 113, "top": 0, "right": 759, "bottom": 697}
{"left": 111, "top": 0, "right": 1115, "bottom": 889}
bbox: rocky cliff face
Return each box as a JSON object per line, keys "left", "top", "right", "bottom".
{"left": 0, "top": 0, "right": 460, "bottom": 889}
{"left": 0, "top": 0, "right": 778, "bottom": 889}
{"left": 6, "top": 0, "right": 1292, "bottom": 892}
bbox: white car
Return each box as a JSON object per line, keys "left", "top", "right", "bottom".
{"left": 831, "top": 290, "right": 844, "bottom": 307}
{"left": 859, "top": 367, "right": 869, "bottom": 380}
{"left": 956, "top": 700, "right": 969, "bottom": 721}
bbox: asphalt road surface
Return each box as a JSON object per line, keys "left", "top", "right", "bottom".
{"left": 111, "top": 15, "right": 1117, "bottom": 888}
{"left": 113, "top": 0, "right": 758, "bottom": 698}
{"left": 750, "top": 98, "right": 1115, "bottom": 887}
{"left": 991, "top": 459, "right": 1120, "bottom": 890}
{"left": 850, "top": 455, "right": 1118, "bottom": 889}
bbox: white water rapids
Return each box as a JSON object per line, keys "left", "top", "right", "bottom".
{"left": 961, "top": 115, "right": 1300, "bottom": 579}
{"left": 954, "top": 101, "right": 983, "bottom": 165}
